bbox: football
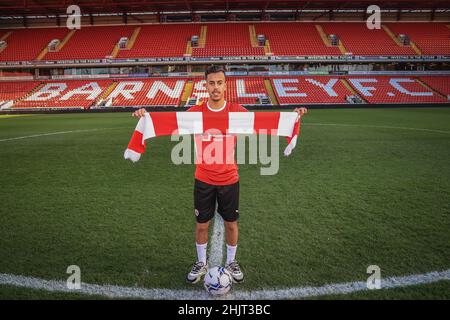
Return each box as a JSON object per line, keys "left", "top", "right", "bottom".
{"left": 204, "top": 266, "right": 233, "bottom": 296}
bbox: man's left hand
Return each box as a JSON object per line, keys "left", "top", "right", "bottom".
{"left": 294, "top": 107, "right": 308, "bottom": 121}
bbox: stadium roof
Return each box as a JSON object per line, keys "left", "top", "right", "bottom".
{"left": 0, "top": 0, "right": 449, "bottom": 16}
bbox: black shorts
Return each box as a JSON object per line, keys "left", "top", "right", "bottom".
{"left": 194, "top": 179, "right": 239, "bottom": 223}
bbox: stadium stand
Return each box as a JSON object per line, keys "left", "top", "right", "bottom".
{"left": 270, "top": 76, "right": 352, "bottom": 104}
{"left": 226, "top": 77, "right": 269, "bottom": 104}
{"left": 0, "top": 23, "right": 449, "bottom": 61}
{"left": 0, "top": 80, "right": 41, "bottom": 101}
{"left": 320, "top": 23, "right": 416, "bottom": 56}
{"left": 254, "top": 23, "right": 342, "bottom": 56}
{"left": 116, "top": 24, "right": 201, "bottom": 58}
{"left": 189, "top": 77, "right": 270, "bottom": 105}
{"left": 3, "top": 76, "right": 449, "bottom": 108}
{"left": 44, "top": 26, "right": 135, "bottom": 60}
{"left": 387, "top": 23, "right": 450, "bottom": 55}
{"left": 346, "top": 76, "right": 448, "bottom": 103}
{"left": 104, "top": 78, "right": 186, "bottom": 107}
{"left": 419, "top": 76, "right": 450, "bottom": 100}
{"left": 13, "top": 80, "right": 111, "bottom": 108}
{"left": 0, "top": 27, "right": 69, "bottom": 61}
{"left": 192, "top": 24, "right": 265, "bottom": 57}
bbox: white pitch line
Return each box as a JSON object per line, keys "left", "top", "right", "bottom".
{"left": 230, "top": 269, "right": 450, "bottom": 300}
{"left": 0, "top": 129, "right": 104, "bottom": 142}
{"left": 0, "top": 269, "right": 449, "bottom": 300}
{"left": 0, "top": 273, "right": 209, "bottom": 300}
{"left": 209, "top": 214, "right": 225, "bottom": 268}
{"left": 0, "top": 127, "right": 132, "bottom": 143}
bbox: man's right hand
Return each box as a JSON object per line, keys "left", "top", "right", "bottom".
{"left": 132, "top": 108, "right": 147, "bottom": 118}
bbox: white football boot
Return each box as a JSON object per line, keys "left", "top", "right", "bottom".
{"left": 186, "top": 261, "right": 208, "bottom": 284}
{"left": 225, "top": 260, "right": 244, "bottom": 283}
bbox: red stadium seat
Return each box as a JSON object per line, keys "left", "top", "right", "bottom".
{"left": 0, "top": 80, "right": 42, "bottom": 101}
{"left": 270, "top": 76, "right": 351, "bottom": 104}
{"left": 117, "top": 24, "right": 201, "bottom": 58}
{"left": 0, "top": 22, "right": 449, "bottom": 60}
{"left": 44, "top": 26, "right": 135, "bottom": 60}
{"left": 346, "top": 76, "right": 447, "bottom": 103}
{"left": 190, "top": 77, "right": 269, "bottom": 104}
{"left": 13, "top": 80, "right": 112, "bottom": 108}
{"left": 2, "top": 76, "right": 449, "bottom": 108}
{"left": 419, "top": 76, "right": 450, "bottom": 99}
{"left": 105, "top": 78, "right": 186, "bottom": 107}
{"left": 192, "top": 24, "right": 265, "bottom": 57}
{"left": 254, "top": 23, "right": 341, "bottom": 56}
{"left": 0, "top": 28, "right": 69, "bottom": 61}
{"left": 320, "top": 23, "right": 416, "bottom": 56}
{"left": 387, "top": 23, "right": 450, "bottom": 55}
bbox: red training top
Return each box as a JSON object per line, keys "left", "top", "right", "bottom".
{"left": 187, "top": 101, "right": 248, "bottom": 186}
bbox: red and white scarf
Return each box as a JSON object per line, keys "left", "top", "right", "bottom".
{"left": 124, "top": 112, "right": 301, "bottom": 162}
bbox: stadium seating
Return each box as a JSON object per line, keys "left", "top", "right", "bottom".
{"left": 254, "top": 23, "right": 342, "bottom": 56}
{"left": 226, "top": 77, "right": 269, "bottom": 104}
{"left": 117, "top": 24, "right": 201, "bottom": 58}
{"left": 270, "top": 76, "right": 352, "bottom": 104}
{"left": 320, "top": 23, "right": 416, "bottom": 55}
{"left": 0, "top": 80, "right": 41, "bottom": 101}
{"left": 13, "top": 80, "right": 112, "bottom": 108}
{"left": 387, "top": 23, "right": 450, "bottom": 55}
{"left": 190, "top": 77, "right": 269, "bottom": 104}
{"left": 419, "top": 76, "right": 450, "bottom": 99}
{"left": 0, "top": 27, "right": 69, "bottom": 61}
{"left": 44, "top": 26, "right": 135, "bottom": 60}
{"left": 0, "top": 23, "right": 449, "bottom": 60}
{"left": 2, "top": 76, "right": 449, "bottom": 108}
{"left": 105, "top": 78, "right": 186, "bottom": 106}
{"left": 346, "top": 76, "right": 447, "bottom": 103}
{"left": 192, "top": 24, "right": 265, "bottom": 57}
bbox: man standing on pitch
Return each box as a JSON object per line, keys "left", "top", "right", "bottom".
{"left": 132, "top": 65, "right": 307, "bottom": 284}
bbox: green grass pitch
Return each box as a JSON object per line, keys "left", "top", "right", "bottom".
{"left": 0, "top": 108, "right": 449, "bottom": 299}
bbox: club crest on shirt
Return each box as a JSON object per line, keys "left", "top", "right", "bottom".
{"left": 201, "top": 133, "right": 232, "bottom": 142}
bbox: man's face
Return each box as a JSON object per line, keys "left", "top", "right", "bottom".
{"left": 206, "top": 72, "right": 226, "bottom": 102}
